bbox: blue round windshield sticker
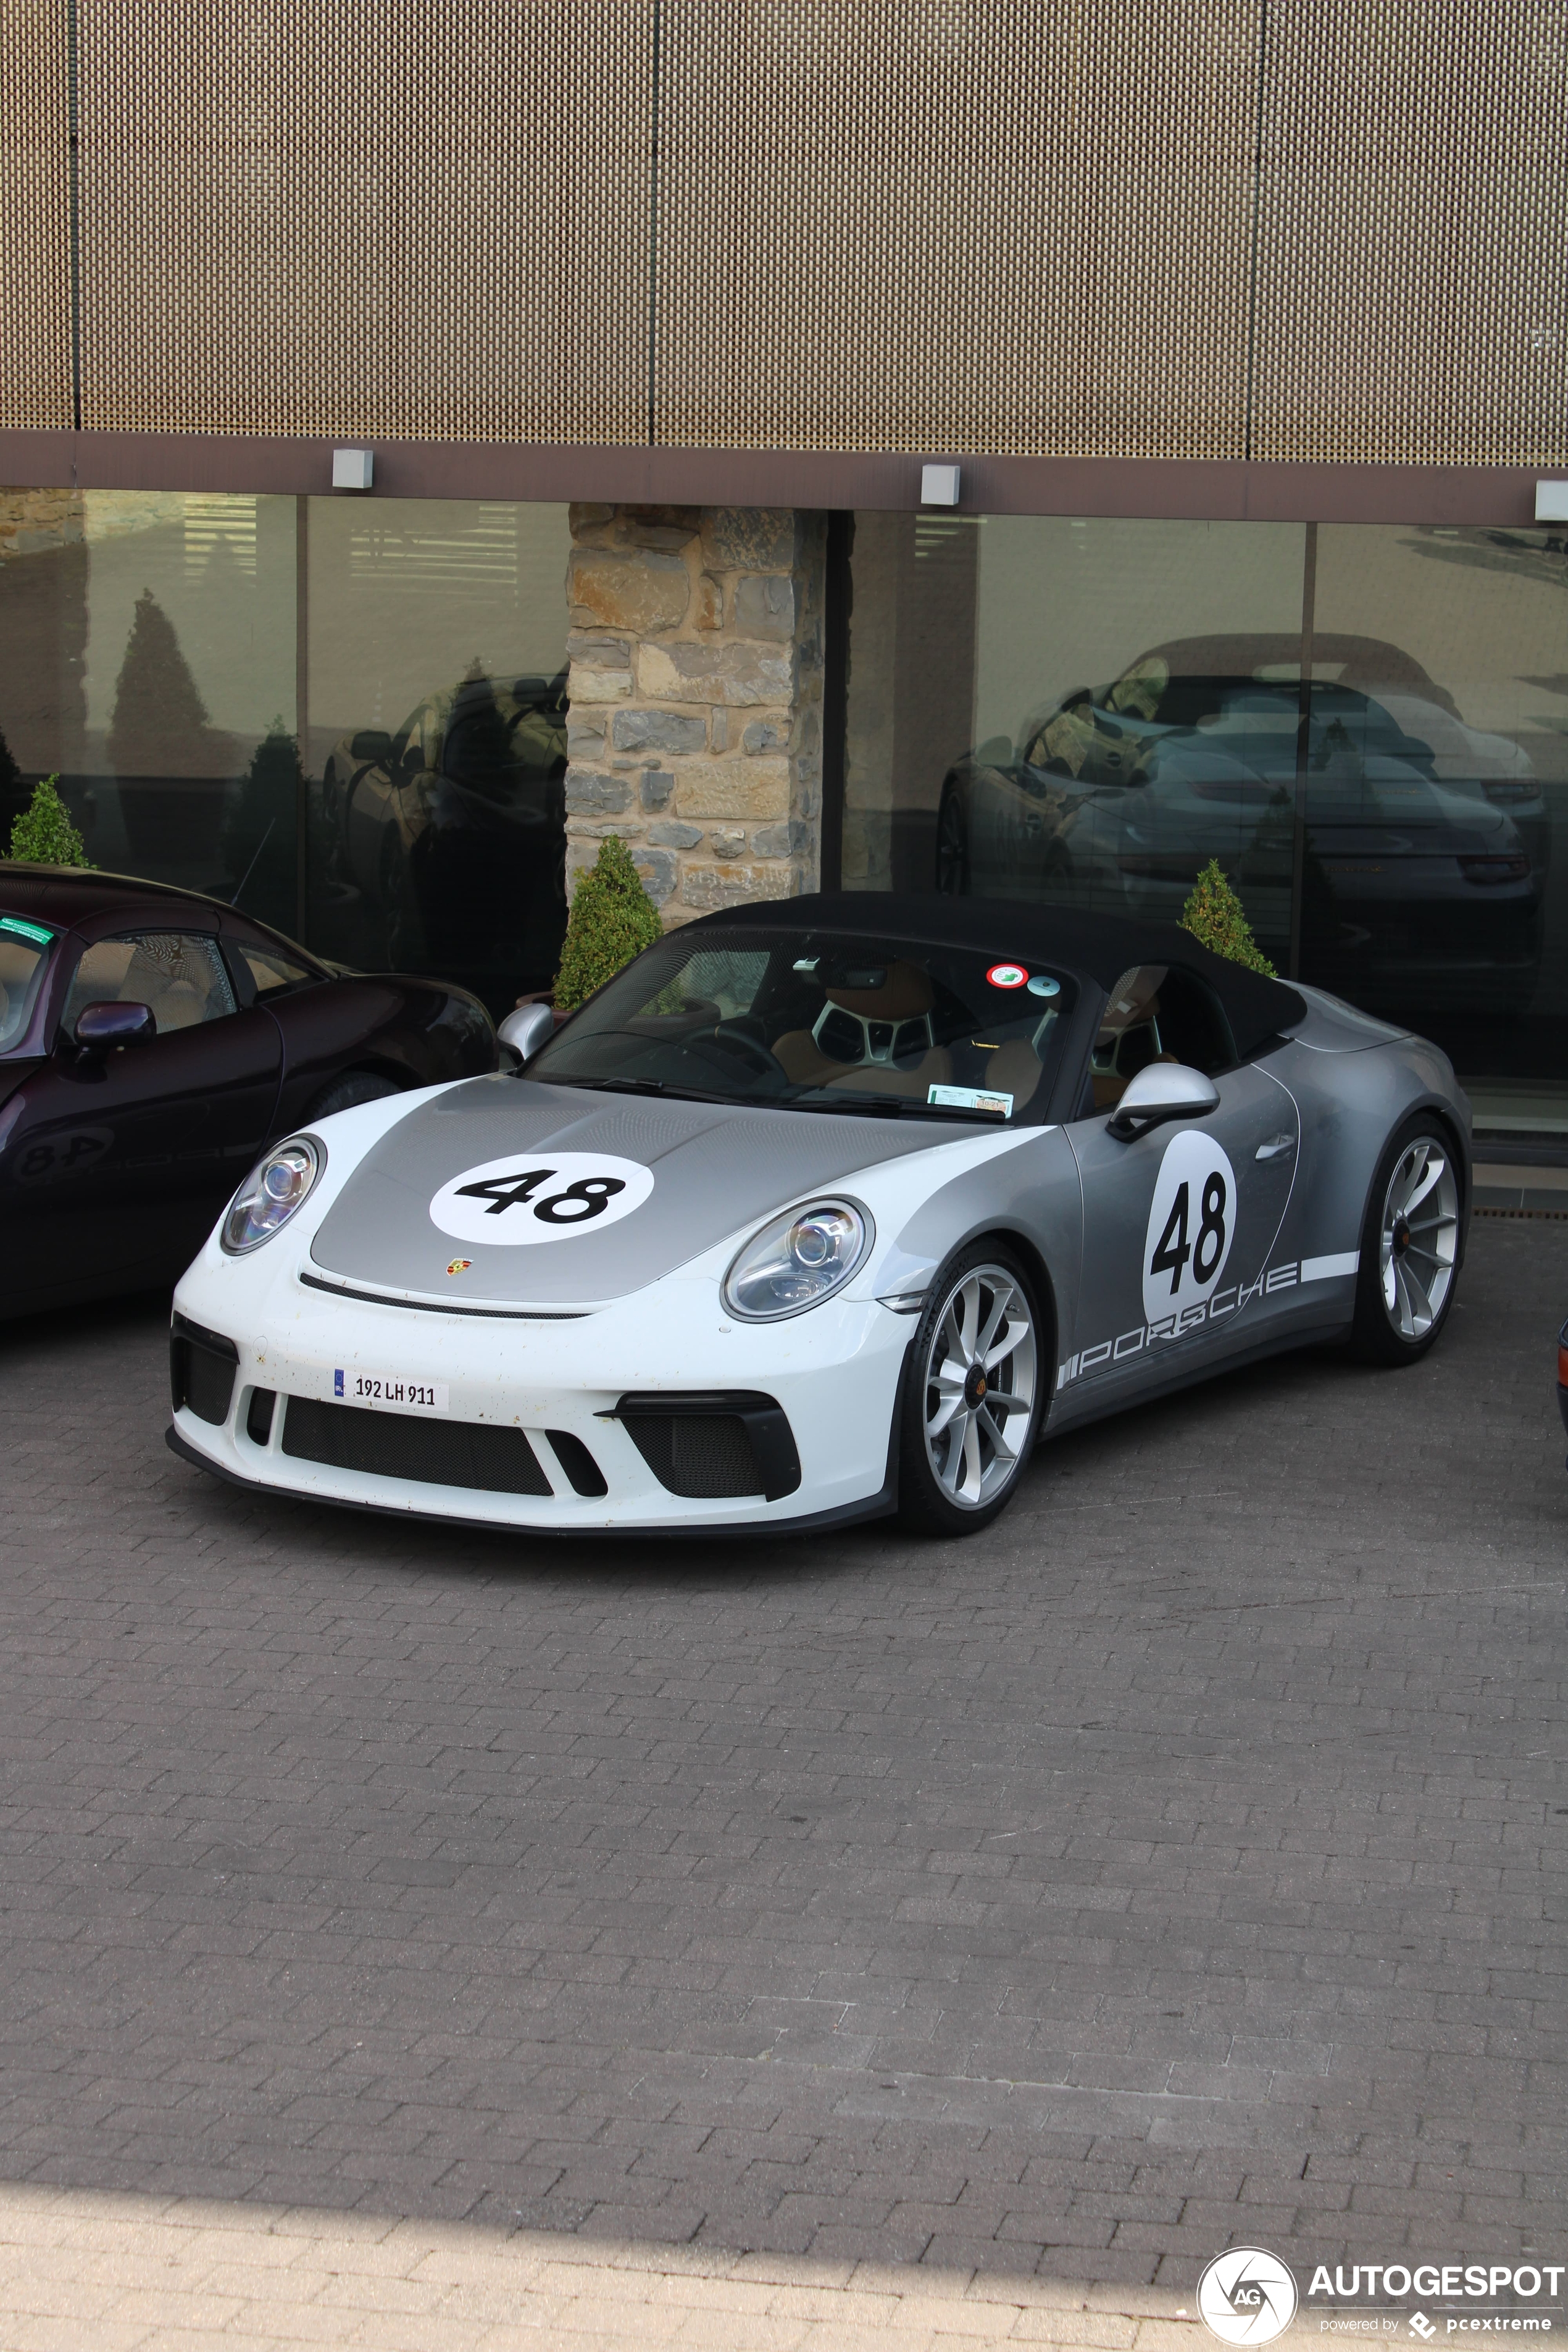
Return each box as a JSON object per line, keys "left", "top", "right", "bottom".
{"left": 1027, "top": 974, "right": 1061, "bottom": 998}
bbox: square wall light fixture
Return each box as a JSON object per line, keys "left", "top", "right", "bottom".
{"left": 332, "top": 448, "right": 374, "bottom": 492}
{"left": 920, "top": 463, "right": 961, "bottom": 507}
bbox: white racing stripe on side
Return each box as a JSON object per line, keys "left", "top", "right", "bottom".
{"left": 1301, "top": 1251, "right": 1359, "bottom": 1283}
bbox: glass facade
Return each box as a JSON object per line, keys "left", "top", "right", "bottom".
{"left": 0, "top": 491, "right": 572, "bottom": 1016}
{"left": 843, "top": 513, "right": 1568, "bottom": 1134}
{"left": 4, "top": 487, "right": 1564, "bottom": 1130}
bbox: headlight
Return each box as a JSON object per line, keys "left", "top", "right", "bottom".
{"left": 722, "top": 1199, "right": 872, "bottom": 1321}
{"left": 221, "top": 1136, "right": 324, "bottom": 1254}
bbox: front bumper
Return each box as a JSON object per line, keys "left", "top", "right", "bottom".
{"left": 167, "top": 1248, "right": 914, "bottom": 1537}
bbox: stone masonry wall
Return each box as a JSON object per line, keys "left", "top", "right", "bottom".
{"left": 563, "top": 504, "right": 825, "bottom": 924}
{"left": 0, "top": 487, "right": 84, "bottom": 561}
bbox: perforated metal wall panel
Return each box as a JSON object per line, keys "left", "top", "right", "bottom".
{"left": 0, "top": 0, "right": 74, "bottom": 430}
{"left": 73, "top": 0, "right": 653, "bottom": 442}
{"left": 4, "top": 1, "right": 1566, "bottom": 465}
{"left": 654, "top": 0, "right": 1261, "bottom": 458}
{"left": 1252, "top": 2, "right": 1568, "bottom": 465}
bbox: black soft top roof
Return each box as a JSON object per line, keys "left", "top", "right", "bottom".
{"left": 695, "top": 892, "right": 1307, "bottom": 1062}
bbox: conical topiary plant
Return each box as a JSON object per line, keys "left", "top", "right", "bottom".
{"left": 9, "top": 775, "right": 94, "bottom": 867}
{"left": 1179, "top": 857, "right": 1275, "bottom": 975}
{"left": 553, "top": 836, "right": 664, "bottom": 1011}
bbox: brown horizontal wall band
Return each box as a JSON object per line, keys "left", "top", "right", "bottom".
{"left": 0, "top": 431, "right": 1559, "bottom": 527}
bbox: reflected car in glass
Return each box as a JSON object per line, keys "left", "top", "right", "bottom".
{"left": 322, "top": 670, "right": 569, "bottom": 1010}
{"left": 167, "top": 892, "right": 1469, "bottom": 1544}
{"left": 937, "top": 635, "right": 1543, "bottom": 1017}
{"left": 0, "top": 863, "right": 496, "bottom": 1320}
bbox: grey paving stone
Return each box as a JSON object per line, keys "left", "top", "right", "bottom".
{"left": 0, "top": 1222, "right": 1565, "bottom": 2289}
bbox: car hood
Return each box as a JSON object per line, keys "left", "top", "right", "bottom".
{"left": 309, "top": 1077, "right": 969, "bottom": 1304}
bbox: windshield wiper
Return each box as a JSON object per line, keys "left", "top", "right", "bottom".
{"left": 541, "top": 1074, "right": 739, "bottom": 1107}
{"left": 538, "top": 1074, "right": 1006, "bottom": 1123}
{"left": 789, "top": 1090, "right": 1008, "bottom": 1124}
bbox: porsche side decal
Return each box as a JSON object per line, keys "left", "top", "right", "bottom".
{"left": 430, "top": 1153, "right": 656, "bottom": 1247}
{"left": 1057, "top": 1252, "right": 1361, "bottom": 1388}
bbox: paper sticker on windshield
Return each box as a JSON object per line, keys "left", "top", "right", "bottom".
{"left": 928, "top": 1083, "right": 1013, "bottom": 1118}
{"left": 430, "top": 1152, "right": 654, "bottom": 1246}
{"left": 1141, "top": 1129, "right": 1237, "bottom": 1326}
{"left": 986, "top": 962, "right": 1027, "bottom": 989}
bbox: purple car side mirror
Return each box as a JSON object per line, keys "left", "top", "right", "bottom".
{"left": 73, "top": 1000, "right": 155, "bottom": 1053}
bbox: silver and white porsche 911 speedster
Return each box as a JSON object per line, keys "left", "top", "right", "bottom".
{"left": 167, "top": 893, "right": 1470, "bottom": 1539}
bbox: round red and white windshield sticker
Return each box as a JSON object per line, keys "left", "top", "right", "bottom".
{"left": 986, "top": 962, "right": 1028, "bottom": 989}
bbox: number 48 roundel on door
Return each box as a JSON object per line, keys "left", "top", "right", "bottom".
{"left": 1140, "top": 1128, "right": 1238, "bottom": 1327}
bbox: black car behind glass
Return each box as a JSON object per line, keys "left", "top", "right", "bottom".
{"left": 0, "top": 863, "right": 496, "bottom": 1319}
{"left": 936, "top": 633, "right": 1544, "bottom": 1019}
{"left": 321, "top": 670, "right": 569, "bottom": 1013}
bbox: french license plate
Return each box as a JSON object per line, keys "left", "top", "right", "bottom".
{"left": 333, "top": 1369, "right": 449, "bottom": 1414}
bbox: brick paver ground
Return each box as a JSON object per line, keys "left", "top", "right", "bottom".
{"left": 0, "top": 2180, "right": 1201, "bottom": 2350}
{"left": 1, "top": 1217, "right": 1565, "bottom": 2306}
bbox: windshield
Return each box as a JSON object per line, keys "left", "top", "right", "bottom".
{"left": 528, "top": 927, "right": 1078, "bottom": 1122}
{"left": 0, "top": 913, "right": 57, "bottom": 1051}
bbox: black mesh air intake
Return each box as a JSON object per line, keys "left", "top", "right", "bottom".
{"left": 282, "top": 1398, "right": 552, "bottom": 1495}
{"left": 623, "top": 1413, "right": 761, "bottom": 1498}
{"left": 612, "top": 1392, "right": 801, "bottom": 1502}
{"left": 170, "top": 1316, "right": 238, "bottom": 1428}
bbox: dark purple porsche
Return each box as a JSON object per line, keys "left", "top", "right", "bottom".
{"left": 0, "top": 862, "right": 496, "bottom": 1319}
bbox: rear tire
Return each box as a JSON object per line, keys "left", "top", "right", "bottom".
{"left": 896, "top": 1243, "right": 1046, "bottom": 1536}
{"left": 306, "top": 1070, "right": 402, "bottom": 1121}
{"left": 1349, "top": 1114, "right": 1462, "bottom": 1366}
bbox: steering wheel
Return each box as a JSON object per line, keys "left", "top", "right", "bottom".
{"left": 690, "top": 1021, "right": 785, "bottom": 1080}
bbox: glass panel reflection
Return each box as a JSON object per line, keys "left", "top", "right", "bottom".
{"left": 0, "top": 488, "right": 573, "bottom": 1022}
{"left": 0, "top": 490, "right": 298, "bottom": 915}
{"left": 1309, "top": 526, "right": 1566, "bottom": 1129}
{"left": 306, "top": 498, "right": 572, "bottom": 1013}
{"left": 845, "top": 511, "right": 1568, "bottom": 1133}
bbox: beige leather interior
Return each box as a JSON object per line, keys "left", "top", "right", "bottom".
{"left": 978, "top": 1039, "right": 1045, "bottom": 1111}
{"left": 771, "top": 958, "right": 949, "bottom": 1099}
{"left": 770, "top": 956, "right": 1049, "bottom": 1109}
{"left": 817, "top": 959, "right": 935, "bottom": 1022}
{"left": 64, "top": 933, "right": 233, "bottom": 1036}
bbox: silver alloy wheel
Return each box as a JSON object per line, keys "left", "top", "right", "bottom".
{"left": 1379, "top": 1135, "right": 1460, "bottom": 1340}
{"left": 921, "top": 1262, "right": 1038, "bottom": 1509}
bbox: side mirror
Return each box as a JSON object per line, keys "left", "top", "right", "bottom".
{"left": 350, "top": 728, "right": 394, "bottom": 764}
{"left": 1107, "top": 1062, "right": 1219, "bottom": 1140}
{"left": 74, "top": 1000, "right": 155, "bottom": 1054}
{"left": 497, "top": 1001, "right": 556, "bottom": 1067}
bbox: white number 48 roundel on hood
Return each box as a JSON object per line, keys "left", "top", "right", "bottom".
{"left": 430, "top": 1153, "right": 654, "bottom": 1246}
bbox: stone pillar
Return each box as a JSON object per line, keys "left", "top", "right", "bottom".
{"left": 562, "top": 504, "right": 826, "bottom": 923}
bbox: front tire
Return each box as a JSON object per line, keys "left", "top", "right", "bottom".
{"left": 1350, "top": 1116, "right": 1462, "bottom": 1365}
{"left": 896, "top": 1243, "right": 1045, "bottom": 1535}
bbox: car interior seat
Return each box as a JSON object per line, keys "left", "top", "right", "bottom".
{"left": 771, "top": 958, "right": 954, "bottom": 1099}
{"left": 1090, "top": 961, "right": 1235, "bottom": 1108}
{"left": 123, "top": 938, "right": 219, "bottom": 1030}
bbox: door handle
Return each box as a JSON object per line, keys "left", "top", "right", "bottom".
{"left": 1256, "top": 1133, "right": 1296, "bottom": 1161}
